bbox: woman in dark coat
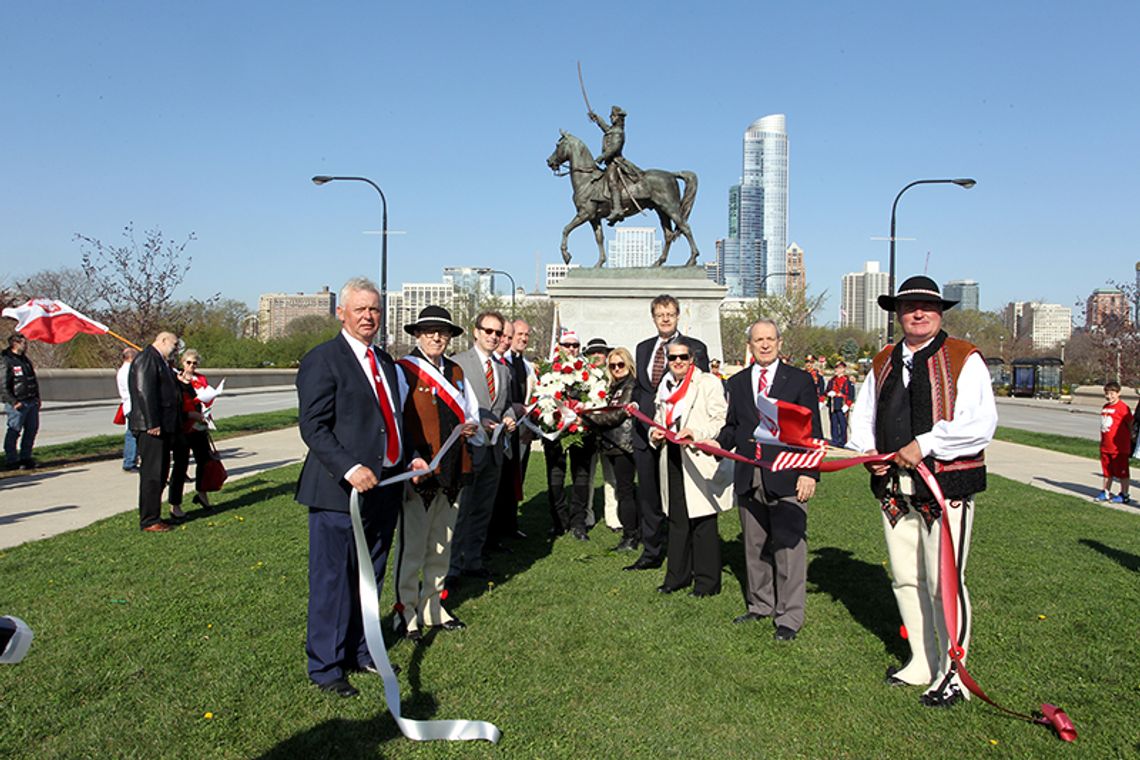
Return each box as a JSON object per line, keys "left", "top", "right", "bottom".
{"left": 588, "top": 346, "right": 640, "bottom": 552}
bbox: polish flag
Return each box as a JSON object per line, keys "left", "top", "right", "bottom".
{"left": 753, "top": 395, "right": 816, "bottom": 448}
{"left": 2, "top": 299, "right": 109, "bottom": 344}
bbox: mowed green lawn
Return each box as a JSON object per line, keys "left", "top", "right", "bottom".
{"left": 0, "top": 457, "right": 1137, "bottom": 758}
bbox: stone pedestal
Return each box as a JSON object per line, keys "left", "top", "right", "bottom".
{"left": 548, "top": 267, "right": 727, "bottom": 361}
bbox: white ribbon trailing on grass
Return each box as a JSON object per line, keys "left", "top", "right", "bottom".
{"left": 349, "top": 426, "right": 501, "bottom": 743}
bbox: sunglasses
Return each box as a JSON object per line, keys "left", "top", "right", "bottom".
{"left": 479, "top": 326, "right": 504, "bottom": 337}
{"left": 607, "top": 361, "right": 626, "bottom": 370}
{"left": 560, "top": 342, "right": 580, "bottom": 348}
{"left": 667, "top": 353, "right": 691, "bottom": 362}
{"left": 184, "top": 360, "right": 199, "bottom": 366}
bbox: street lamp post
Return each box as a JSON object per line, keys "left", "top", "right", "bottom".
{"left": 886, "top": 178, "right": 976, "bottom": 343}
{"left": 478, "top": 268, "right": 517, "bottom": 318}
{"left": 312, "top": 175, "right": 390, "bottom": 346}
{"left": 757, "top": 270, "right": 800, "bottom": 296}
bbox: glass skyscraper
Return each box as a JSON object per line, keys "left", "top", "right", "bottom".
{"left": 719, "top": 115, "right": 788, "bottom": 298}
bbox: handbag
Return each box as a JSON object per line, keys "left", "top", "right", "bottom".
{"left": 199, "top": 436, "right": 228, "bottom": 492}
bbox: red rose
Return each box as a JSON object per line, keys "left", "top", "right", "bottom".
{"left": 568, "top": 423, "right": 578, "bottom": 433}
{"left": 581, "top": 371, "right": 590, "bottom": 381}
{"left": 554, "top": 390, "right": 563, "bottom": 400}
{"left": 562, "top": 365, "right": 573, "bottom": 374}
{"left": 574, "top": 360, "right": 583, "bottom": 370}
{"left": 552, "top": 361, "right": 562, "bottom": 372}
{"left": 598, "top": 389, "right": 607, "bottom": 399}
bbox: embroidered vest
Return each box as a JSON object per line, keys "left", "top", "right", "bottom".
{"left": 871, "top": 331, "right": 986, "bottom": 501}
{"left": 399, "top": 351, "right": 472, "bottom": 504}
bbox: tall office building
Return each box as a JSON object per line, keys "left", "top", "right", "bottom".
{"left": 607, "top": 227, "right": 663, "bottom": 268}
{"left": 1086, "top": 287, "right": 1130, "bottom": 329}
{"left": 1135, "top": 262, "right": 1140, "bottom": 324}
{"left": 785, "top": 243, "right": 805, "bottom": 298}
{"left": 1021, "top": 303, "right": 1072, "bottom": 349}
{"left": 257, "top": 286, "right": 336, "bottom": 342}
{"left": 1003, "top": 301, "right": 1025, "bottom": 338}
{"left": 840, "top": 261, "right": 889, "bottom": 336}
{"left": 720, "top": 114, "right": 788, "bottom": 297}
{"left": 943, "top": 279, "right": 980, "bottom": 311}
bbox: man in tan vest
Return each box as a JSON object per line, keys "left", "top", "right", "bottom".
{"left": 847, "top": 275, "right": 997, "bottom": 708}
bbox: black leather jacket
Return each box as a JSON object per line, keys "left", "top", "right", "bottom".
{"left": 127, "top": 345, "right": 181, "bottom": 433}
{"left": 1, "top": 348, "right": 39, "bottom": 404}
{"left": 589, "top": 375, "right": 635, "bottom": 455}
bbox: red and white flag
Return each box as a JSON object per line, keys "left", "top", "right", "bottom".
{"left": 1, "top": 299, "right": 108, "bottom": 344}
{"left": 752, "top": 395, "right": 828, "bottom": 471}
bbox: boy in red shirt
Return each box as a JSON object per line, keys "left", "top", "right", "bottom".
{"left": 1097, "top": 381, "right": 1133, "bottom": 504}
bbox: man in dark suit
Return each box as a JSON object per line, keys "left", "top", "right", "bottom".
{"left": 714, "top": 319, "right": 820, "bottom": 641}
{"left": 128, "top": 331, "right": 181, "bottom": 532}
{"left": 295, "top": 277, "right": 423, "bottom": 698}
{"left": 626, "top": 294, "right": 709, "bottom": 571}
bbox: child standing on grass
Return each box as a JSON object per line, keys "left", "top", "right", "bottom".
{"left": 1097, "top": 382, "right": 1132, "bottom": 504}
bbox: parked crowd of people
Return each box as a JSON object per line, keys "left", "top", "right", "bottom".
{"left": 292, "top": 274, "right": 999, "bottom": 710}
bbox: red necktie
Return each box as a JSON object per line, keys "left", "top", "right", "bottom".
{"left": 485, "top": 358, "right": 497, "bottom": 401}
{"left": 650, "top": 343, "right": 667, "bottom": 386}
{"left": 368, "top": 347, "right": 400, "bottom": 467}
{"left": 757, "top": 367, "right": 768, "bottom": 396}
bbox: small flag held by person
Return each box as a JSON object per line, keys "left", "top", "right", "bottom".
{"left": 751, "top": 395, "right": 828, "bottom": 471}
{"left": 1, "top": 299, "right": 108, "bottom": 344}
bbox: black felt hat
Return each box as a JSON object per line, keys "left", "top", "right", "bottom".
{"left": 403, "top": 305, "right": 464, "bottom": 337}
{"left": 877, "top": 275, "right": 959, "bottom": 312}
{"left": 584, "top": 337, "right": 611, "bottom": 355}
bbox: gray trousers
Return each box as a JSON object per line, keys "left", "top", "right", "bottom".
{"left": 448, "top": 446, "right": 501, "bottom": 574}
{"left": 738, "top": 490, "right": 808, "bottom": 631}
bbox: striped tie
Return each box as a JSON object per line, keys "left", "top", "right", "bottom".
{"left": 650, "top": 342, "right": 667, "bottom": 386}
{"left": 485, "top": 358, "right": 496, "bottom": 401}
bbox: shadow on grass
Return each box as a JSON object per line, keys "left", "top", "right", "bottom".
{"left": 175, "top": 479, "right": 296, "bottom": 524}
{"left": 254, "top": 714, "right": 403, "bottom": 759}
{"left": 1037, "top": 478, "right": 1102, "bottom": 500}
{"left": 808, "top": 546, "right": 907, "bottom": 662}
{"left": 1079, "top": 538, "right": 1140, "bottom": 572}
{"left": 0, "top": 503, "right": 79, "bottom": 525}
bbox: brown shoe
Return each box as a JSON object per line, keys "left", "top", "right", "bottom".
{"left": 142, "top": 522, "right": 173, "bottom": 533}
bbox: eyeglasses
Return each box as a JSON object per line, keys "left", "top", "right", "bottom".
{"left": 479, "top": 326, "right": 503, "bottom": 337}
{"left": 184, "top": 361, "right": 199, "bottom": 366}
{"left": 607, "top": 362, "right": 626, "bottom": 370}
{"left": 560, "top": 342, "right": 580, "bottom": 348}
{"left": 653, "top": 312, "right": 678, "bottom": 320}
{"left": 667, "top": 353, "right": 691, "bottom": 362}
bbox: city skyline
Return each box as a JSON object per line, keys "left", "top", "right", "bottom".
{"left": 2, "top": 4, "right": 1137, "bottom": 317}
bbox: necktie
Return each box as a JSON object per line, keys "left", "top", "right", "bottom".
{"left": 367, "top": 347, "right": 400, "bottom": 467}
{"left": 650, "top": 342, "right": 667, "bottom": 387}
{"left": 485, "top": 358, "right": 497, "bottom": 401}
{"left": 757, "top": 367, "right": 768, "bottom": 396}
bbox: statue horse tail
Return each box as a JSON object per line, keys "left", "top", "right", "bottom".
{"left": 675, "top": 171, "right": 698, "bottom": 222}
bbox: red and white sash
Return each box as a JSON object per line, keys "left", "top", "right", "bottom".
{"left": 397, "top": 355, "right": 475, "bottom": 423}
{"left": 656, "top": 365, "right": 695, "bottom": 432}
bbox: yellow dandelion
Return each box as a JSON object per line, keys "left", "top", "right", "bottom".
{"left": 207, "top": 623, "right": 213, "bottom": 629}
{"left": 1037, "top": 614, "right": 1047, "bottom": 621}
{"left": 204, "top": 712, "right": 214, "bottom": 720}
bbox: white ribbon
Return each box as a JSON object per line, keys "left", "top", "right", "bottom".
{"left": 349, "top": 487, "right": 501, "bottom": 743}
{"left": 377, "top": 425, "right": 467, "bottom": 488}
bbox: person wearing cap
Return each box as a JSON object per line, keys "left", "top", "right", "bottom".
{"left": 804, "top": 355, "right": 830, "bottom": 443}
{"left": 2, "top": 333, "right": 41, "bottom": 470}
{"left": 392, "top": 306, "right": 478, "bottom": 640}
{"left": 584, "top": 337, "right": 619, "bottom": 531}
{"left": 824, "top": 360, "right": 855, "bottom": 447}
{"left": 543, "top": 330, "right": 596, "bottom": 540}
{"left": 448, "top": 310, "right": 516, "bottom": 584}
{"left": 847, "top": 275, "right": 997, "bottom": 708}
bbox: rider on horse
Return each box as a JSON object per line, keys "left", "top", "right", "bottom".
{"left": 589, "top": 105, "right": 642, "bottom": 225}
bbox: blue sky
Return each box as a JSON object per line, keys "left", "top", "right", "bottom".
{"left": 2, "top": 2, "right": 1137, "bottom": 320}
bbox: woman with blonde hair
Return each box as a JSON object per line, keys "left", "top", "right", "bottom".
{"left": 168, "top": 349, "right": 214, "bottom": 518}
{"left": 588, "top": 346, "right": 640, "bottom": 552}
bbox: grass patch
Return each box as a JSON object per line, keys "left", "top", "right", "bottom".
{"left": 14, "top": 409, "right": 299, "bottom": 470}
{"left": 994, "top": 426, "right": 1103, "bottom": 461}
{"left": 0, "top": 458, "right": 1137, "bottom": 758}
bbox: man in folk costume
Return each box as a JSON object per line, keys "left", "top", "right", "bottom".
{"left": 392, "top": 306, "right": 479, "bottom": 640}
{"left": 847, "top": 275, "right": 997, "bottom": 708}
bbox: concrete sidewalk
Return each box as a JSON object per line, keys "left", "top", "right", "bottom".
{"left": 0, "top": 427, "right": 307, "bottom": 550}
{"left": 2, "top": 431, "right": 1135, "bottom": 552}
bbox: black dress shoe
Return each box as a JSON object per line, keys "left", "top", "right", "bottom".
{"left": 690, "top": 588, "right": 720, "bottom": 598}
{"left": 884, "top": 665, "right": 909, "bottom": 687}
{"left": 774, "top": 625, "right": 798, "bottom": 641}
{"left": 733, "top": 612, "right": 765, "bottom": 624}
{"left": 920, "top": 684, "right": 964, "bottom": 708}
{"left": 623, "top": 558, "right": 663, "bottom": 571}
{"left": 317, "top": 677, "right": 359, "bottom": 697}
{"left": 657, "top": 582, "right": 689, "bottom": 594}
{"left": 406, "top": 628, "right": 423, "bottom": 642}
{"left": 440, "top": 617, "right": 466, "bottom": 631}
{"left": 611, "top": 538, "right": 638, "bottom": 552}
{"left": 547, "top": 527, "right": 566, "bottom": 537}
{"left": 572, "top": 528, "right": 590, "bottom": 541}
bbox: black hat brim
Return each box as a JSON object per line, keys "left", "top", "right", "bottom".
{"left": 877, "top": 294, "right": 959, "bottom": 313}
{"left": 403, "top": 320, "right": 464, "bottom": 337}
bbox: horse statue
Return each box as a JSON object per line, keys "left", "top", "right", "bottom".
{"left": 546, "top": 131, "right": 700, "bottom": 267}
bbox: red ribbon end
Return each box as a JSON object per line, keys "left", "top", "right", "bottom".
{"left": 1039, "top": 704, "right": 1077, "bottom": 742}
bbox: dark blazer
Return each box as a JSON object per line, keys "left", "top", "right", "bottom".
{"left": 295, "top": 333, "right": 404, "bottom": 513}
{"left": 631, "top": 332, "right": 709, "bottom": 449}
{"left": 716, "top": 361, "right": 822, "bottom": 500}
{"left": 127, "top": 345, "right": 180, "bottom": 434}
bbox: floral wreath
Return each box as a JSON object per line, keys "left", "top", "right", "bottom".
{"left": 526, "top": 346, "right": 609, "bottom": 449}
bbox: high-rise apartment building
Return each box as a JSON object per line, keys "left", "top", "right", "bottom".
{"left": 606, "top": 227, "right": 662, "bottom": 268}
{"left": 387, "top": 282, "right": 458, "bottom": 343}
{"left": 943, "top": 279, "right": 980, "bottom": 311}
{"left": 720, "top": 114, "right": 788, "bottom": 297}
{"left": 257, "top": 286, "right": 336, "bottom": 342}
{"left": 1003, "top": 302, "right": 1025, "bottom": 339}
{"left": 785, "top": 242, "right": 805, "bottom": 298}
{"left": 1086, "top": 287, "right": 1130, "bottom": 329}
{"left": 1021, "top": 303, "right": 1072, "bottom": 349}
{"left": 840, "top": 262, "right": 889, "bottom": 336}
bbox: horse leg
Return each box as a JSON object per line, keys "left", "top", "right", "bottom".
{"left": 560, "top": 213, "right": 590, "bottom": 264}
{"left": 591, "top": 218, "right": 606, "bottom": 268}
{"left": 654, "top": 209, "right": 674, "bottom": 266}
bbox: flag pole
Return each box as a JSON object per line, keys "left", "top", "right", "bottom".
{"left": 106, "top": 330, "right": 142, "bottom": 351}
